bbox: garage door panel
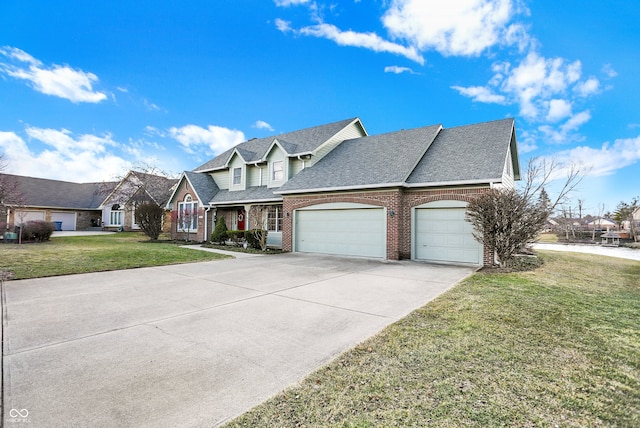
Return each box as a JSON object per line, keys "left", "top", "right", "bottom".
{"left": 296, "top": 208, "right": 385, "bottom": 258}
{"left": 415, "top": 207, "right": 482, "bottom": 265}
{"left": 51, "top": 212, "right": 77, "bottom": 231}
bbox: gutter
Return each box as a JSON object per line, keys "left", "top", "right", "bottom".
{"left": 275, "top": 177, "right": 503, "bottom": 196}
{"left": 276, "top": 182, "right": 407, "bottom": 195}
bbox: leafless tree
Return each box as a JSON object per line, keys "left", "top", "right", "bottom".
{"left": 249, "top": 205, "right": 269, "bottom": 251}
{"left": 466, "top": 157, "right": 583, "bottom": 267}
{"left": 0, "top": 153, "right": 25, "bottom": 229}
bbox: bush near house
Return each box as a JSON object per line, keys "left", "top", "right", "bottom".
{"left": 244, "top": 229, "right": 267, "bottom": 250}
{"left": 19, "top": 220, "right": 55, "bottom": 242}
{"left": 226, "top": 230, "right": 245, "bottom": 244}
{"left": 211, "top": 217, "right": 228, "bottom": 244}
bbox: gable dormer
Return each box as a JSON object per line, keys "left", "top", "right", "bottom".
{"left": 266, "top": 143, "right": 288, "bottom": 188}
{"left": 227, "top": 153, "right": 246, "bottom": 191}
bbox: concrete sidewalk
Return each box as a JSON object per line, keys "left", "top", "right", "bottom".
{"left": 2, "top": 253, "right": 474, "bottom": 427}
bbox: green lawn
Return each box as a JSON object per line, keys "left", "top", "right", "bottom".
{"left": 0, "top": 232, "right": 230, "bottom": 280}
{"left": 226, "top": 251, "right": 640, "bottom": 427}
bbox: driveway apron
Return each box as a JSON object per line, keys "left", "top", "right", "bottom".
{"left": 2, "top": 253, "right": 474, "bottom": 427}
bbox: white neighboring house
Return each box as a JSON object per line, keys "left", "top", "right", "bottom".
{"left": 633, "top": 207, "right": 640, "bottom": 241}
{"left": 99, "top": 171, "right": 177, "bottom": 232}
{"left": 588, "top": 218, "right": 617, "bottom": 230}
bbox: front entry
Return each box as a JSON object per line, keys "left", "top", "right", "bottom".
{"left": 237, "top": 209, "right": 246, "bottom": 230}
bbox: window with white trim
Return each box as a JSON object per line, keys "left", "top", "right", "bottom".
{"left": 232, "top": 167, "right": 242, "bottom": 185}
{"left": 271, "top": 160, "right": 284, "bottom": 182}
{"left": 109, "top": 210, "right": 123, "bottom": 226}
{"left": 178, "top": 195, "right": 198, "bottom": 232}
{"left": 267, "top": 205, "right": 283, "bottom": 232}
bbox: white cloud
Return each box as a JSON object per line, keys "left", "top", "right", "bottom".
{"left": 297, "top": 22, "right": 424, "bottom": 64}
{"left": 553, "top": 135, "right": 640, "bottom": 177}
{"left": 0, "top": 128, "right": 130, "bottom": 182}
{"left": 546, "top": 99, "right": 572, "bottom": 122}
{"left": 455, "top": 52, "right": 600, "bottom": 127}
{"left": 451, "top": 85, "right": 506, "bottom": 104}
{"left": 274, "top": 0, "right": 310, "bottom": 6}
{"left": 144, "top": 99, "right": 164, "bottom": 112}
{"left": 253, "top": 120, "right": 274, "bottom": 131}
{"left": 0, "top": 46, "right": 107, "bottom": 103}
{"left": 382, "top": 0, "right": 530, "bottom": 57}
{"left": 539, "top": 110, "right": 591, "bottom": 143}
{"left": 169, "top": 124, "right": 245, "bottom": 155}
{"left": 384, "top": 65, "right": 416, "bottom": 74}
{"left": 574, "top": 77, "right": 600, "bottom": 97}
{"left": 602, "top": 63, "right": 618, "bottom": 78}
{"left": 275, "top": 18, "right": 292, "bottom": 33}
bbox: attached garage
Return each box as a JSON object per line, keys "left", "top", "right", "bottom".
{"left": 51, "top": 212, "right": 77, "bottom": 231}
{"left": 294, "top": 203, "right": 386, "bottom": 258}
{"left": 14, "top": 210, "right": 45, "bottom": 224}
{"left": 413, "top": 201, "right": 483, "bottom": 265}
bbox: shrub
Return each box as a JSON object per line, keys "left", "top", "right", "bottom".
{"left": 245, "top": 229, "right": 268, "bottom": 250}
{"left": 19, "top": 220, "right": 55, "bottom": 242}
{"left": 226, "top": 230, "right": 245, "bottom": 244}
{"left": 211, "top": 217, "right": 228, "bottom": 244}
{"left": 135, "top": 202, "right": 165, "bottom": 240}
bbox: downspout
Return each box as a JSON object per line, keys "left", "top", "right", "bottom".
{"left": 297, "top": 155, "right": 306, "bottom": 170}
{"left": 204, "top": 206, "right": 211, "bottom": 242}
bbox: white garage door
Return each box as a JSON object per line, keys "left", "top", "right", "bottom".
{"left": 51, "top": 212, "right": 77, "bottom": 231}
{"left": 15, "top": 210, "right": 45, "bottom": 224}
{"left": 295, "top": 203, "right": 386, "bottom": 258}
{"left": 414, "top": 201, "right": 483, "bottom": 265}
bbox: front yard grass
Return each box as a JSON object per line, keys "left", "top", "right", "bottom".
{"left": 0, "top": 232, "right": 230, "bottom": 280}
{"left": 226, "top": 251, "right": 640, "bottom": 427}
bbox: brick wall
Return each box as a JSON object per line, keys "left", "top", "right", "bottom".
{"left": 283, "top": 186, "right": 494, "bottom": 265}
{"left": 171, "top": 180, "right": 208, "bottom": 242}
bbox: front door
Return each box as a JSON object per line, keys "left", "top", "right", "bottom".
{"left": 237, "top": 209, "right": 246, "bottom": 230}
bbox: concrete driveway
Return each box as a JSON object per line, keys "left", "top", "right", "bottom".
{"left": 2, "top": 253, "right": 474, "bottom": 427}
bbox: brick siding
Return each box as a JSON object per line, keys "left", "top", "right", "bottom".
{"left": 283, "top": 186, "right": 494, "bottom": 265}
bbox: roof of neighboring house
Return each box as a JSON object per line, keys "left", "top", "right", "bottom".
{"left": 588, "top": 218, "right": 616, "bottom": 226}
{"left": 193, "top": 118, "right": 361, "bottom": 172}
{"left": 277, "top": 118, "right": 517, "bottom": 194}
{"left": 276, "top": 124, "right": 443, "bottom": 193}
{"left": 407, "top": 118, "right": 517, "bottom": 185}
{"left": 1, "top": 173, "right": 116, "bottom": 209}
{"left": 100, "top": 171, "right": 178, "bottom": 207}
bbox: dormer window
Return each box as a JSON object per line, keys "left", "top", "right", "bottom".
{"left": 232, "top": 167, "right": 242, "bottom": 185}
{"left": 272, "top": 161, "right": 284, "bottom": 181}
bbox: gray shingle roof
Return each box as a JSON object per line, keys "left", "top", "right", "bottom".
{"left": 1, "top": 174, "right": 116, "bottom": 209}
{"left": 407, "top": 118, "right": 515, "bottom": 184}
{"left": 277, "top": 124, "right": 442, "bottom": 193}
{"left": 277, "top": 118, "right": 516, "bottom": 194}
{"left": 184, "top": 171, "right": 218, "bottom": 204}
{"left": 209, "top": 185, "right": 281, "bottom": 205}
{"left": 193, "top": 118, "right": 359, "bottom": 172}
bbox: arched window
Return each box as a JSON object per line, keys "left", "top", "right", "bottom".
{"left": 177, "top": 194, "right": 198, "bottom": 232}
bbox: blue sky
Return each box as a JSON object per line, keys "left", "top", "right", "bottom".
{"left": 1, "top": 0, "right": 638, "bottom": 215}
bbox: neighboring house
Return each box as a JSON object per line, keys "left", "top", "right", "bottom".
{"left": 633, "top": 207, "right": 640, "bottom": 241}
{"left": 587, "top": 218, "right": 617, "bottom": 230}
{"left": 169, "top": 117, "right": 520, "bottom": 266}
{"left": 1, "top": 173, "right": 115, "bottom": 231}
{"left": 99, "top": 171, "right": 177, "bottom": 232}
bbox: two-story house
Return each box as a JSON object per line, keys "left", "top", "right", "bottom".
{"left": 168, "top": 117, "right": 520, "bottom": 266}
